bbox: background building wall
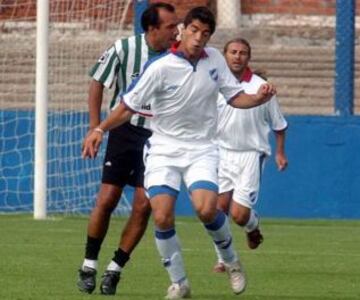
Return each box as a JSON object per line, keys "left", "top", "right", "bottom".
{"left": 1, "top": 0, "right": 359, "bottom": 23}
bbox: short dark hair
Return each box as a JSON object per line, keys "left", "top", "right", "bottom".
{"left": 223, "top": 37, "right": 251, "bottom": 59}
{"left": 183, "top": 6, "right": 216, "bottom": 35}
{"left": 141, "top": 2, "right": 175, "bottom": 32}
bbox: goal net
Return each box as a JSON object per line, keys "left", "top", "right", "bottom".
{"left": 0, "top": 0, "right": 134, "bottom": 214}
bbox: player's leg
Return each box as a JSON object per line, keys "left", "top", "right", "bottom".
{"left": 230, "top": 151, "right": 265, "bottom": 250}
{"left": 213, "top": 150, "right": 235, "bottom": 273}
{"left": 184, "top": 149, "right": 246, "bottom": 295}
{"left": 77, "top": 127, "right": 130, "bottom": 294}
{"left": 230, "top": 202, "right": 263, "bottom": 249}
{"left": 148, "top": 166, "right": 191, "bottom": 299}
{"left": 100, "top": 140, "right": 152, "bottom": 295}
{"left": 100, "top": 187, "right": 151, "bottom": 295}
{"left": 213, "top": 191, "right": 232, "bottom": 273}
{"left": 77, "top": 183, "right": 122, "bottom": 294}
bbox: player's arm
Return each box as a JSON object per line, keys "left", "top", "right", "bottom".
{"left": 229, "top": 83, "right": 276, "bottom": 109}
{"left": 83, "top": 45, "right": 120, "bottom": 150}
{"left": 81, "top": 80, "right": 104, "bottom": 153}
{"left": 217, "top": 50, "right": 276, "bottom": 109}
{"left": 88, "top": 80, "right": 104, "bottom": 130}
{"left": 274, "top": 129, "right": 288, "bottom": 171}
{"left": 82, "top": 59, "right": 161, "bottom": 159}
{"left": 82, "top": 101, "right": 133, "bottom": 159}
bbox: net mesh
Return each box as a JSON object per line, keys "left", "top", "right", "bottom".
{"left": 0, "top": 0, "right": 134, "bottom": 214}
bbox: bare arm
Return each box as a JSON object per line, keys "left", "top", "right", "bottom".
{"left": 274, "top": 129, "right": 288, "bottom": 171}
{"left": 229, "top": 83, "right": 276, "bottom": 109}
{"left": 88, "top": 79, "right": 104, "bottom": 129}
{"left": 82, "top": 102, "right": 133, "bottom": 159}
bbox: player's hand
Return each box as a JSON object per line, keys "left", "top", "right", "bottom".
{"left": 255, "top": 83, "right": 276, "bottom": 104}
{"left": 276, "top": 153, "right": 288, "bottom": 171}
{"left": 82, "top": 128, "right": 104, "bottom": 159}
{"left": 82, "top": 129, "right": 96, "bottom": 152}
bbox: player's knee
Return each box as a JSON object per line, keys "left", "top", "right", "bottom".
{"left": 95, "top": 194, "right": 119, "bottom": 213}
{"left": 153, "top": 213, "right": 174, "bottom": 230}
{"left": 132, "top": 197, "right": 151, "bottom": 217}
{"left": 232, "top": 210, "right": 250, "bottom": 226}
{"left": 196, "top": 207, "right": 217, "bottom": 224}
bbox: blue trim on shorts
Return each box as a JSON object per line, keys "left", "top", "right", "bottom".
{"left": 148, "top": 185, "right": 179, "bottom": 198}
{"left": 155, "top": 228, "right": 176, "bottom": 240}
{"left": 204, "top": 210, "right": 226, "bottom": 231}
{"left": 188, "top": 180, "right": 218, "bottom": 193}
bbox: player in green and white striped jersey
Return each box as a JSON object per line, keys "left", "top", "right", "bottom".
{"left": 78, "top": 3, "right": 179, "bottom": 296}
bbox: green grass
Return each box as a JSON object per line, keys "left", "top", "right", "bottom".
{"left": 0, "top": 215, "right": 359, "bottom": 300}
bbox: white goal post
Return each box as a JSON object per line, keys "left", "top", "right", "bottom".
{"left": 0, "top": 0, "right": 134, "bottom": 217}
{"left": 34, "top": 0, "right": 49, "bottom": 219}
{"left": 1, "top": 0, "right": 241, "bottom": 218}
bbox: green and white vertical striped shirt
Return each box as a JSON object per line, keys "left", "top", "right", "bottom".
{"left": 89, "top": 33, "right": 162, "bottom": 129}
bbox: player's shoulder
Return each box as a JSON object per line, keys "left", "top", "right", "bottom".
{"left": 113, "top": 34, "right": 145, "bottom": 53}
{"left": 142, "top": 51, "right": 171, "bottom": 72}
{"left": 249, "top": 73, "right": 267, "bottom": 88}
{"left": 204, "top": 46, "right": 223, "bottom": 58}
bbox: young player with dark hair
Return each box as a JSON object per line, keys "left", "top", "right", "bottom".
{"left": 82, "top": 7, "right": 276, "bottom": 299}
{"left": 77, "top": 2, "right": 179, "bottom": 295}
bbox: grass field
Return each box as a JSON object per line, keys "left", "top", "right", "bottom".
{"left": 0, "top": 215, "right": 359, "bottom": 300}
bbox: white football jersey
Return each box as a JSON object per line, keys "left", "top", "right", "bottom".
{"left": 122, "top": 45, "right": 244, "bottom": 142}
{"left": 216, "top": 69, "right": 287, "bottom": 156}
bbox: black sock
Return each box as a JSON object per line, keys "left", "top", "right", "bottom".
{"left": 112, "top": 248, "right": 130, "bottom": 268}
{"left": 85, "top": 236, "right": 103, "bottom": 260}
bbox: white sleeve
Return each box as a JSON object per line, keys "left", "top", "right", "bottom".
{"left": 216, "top": 52, "right": 244, "bottom": 102}
{"left": 121, "top": 62, "right": 161, "bottom": 116}
{"left": 267, "top": 96, "right": 288, "bottom": 131}
{"left": 89, "top": 45, "right": 120, "bottom": 89}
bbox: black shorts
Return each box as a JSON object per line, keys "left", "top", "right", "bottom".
{"left": 101, "top": 122, "right": 152, "bottom": 188}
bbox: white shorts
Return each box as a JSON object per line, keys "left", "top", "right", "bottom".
{"left": 143, "top": 134, "right": 219, "bottom": 196}
{"left": 218, "top": 147, "right": 266, "bottom": 208}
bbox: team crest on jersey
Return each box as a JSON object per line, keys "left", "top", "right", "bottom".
{"left": 166, "top": 85, "right": 179, "bottom": 92}
{"left": 98, "top": 51, "right": 109, "bottom": 64}
{"left": 131, "top": 72, "right": 140, "bottom": 80}
{"left": 209, "top": 68, "right": 218, "bottom": 82}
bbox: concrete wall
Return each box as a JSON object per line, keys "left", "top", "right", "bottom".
{"left": 1, "top": 0, "right": 359, "bottom": 23}
{"left": 1, "top": 112, "right": 359, "bottom": 219}
{"left": 242, "top": 0, "right": 360, "bottom": 15}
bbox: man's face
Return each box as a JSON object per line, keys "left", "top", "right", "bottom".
{"left": 225, "top": 42, "right": 250, "bottom": 74}
{"left": 151, "top": 8, "right": 179, "bottom": 50}
{"left": 181, "top": 19, "right": 212, "bottom": 58}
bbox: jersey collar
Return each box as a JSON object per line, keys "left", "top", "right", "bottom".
{"left": 170, "top": 41, "right": 208, "bottom": 59}
{"left": 240, "top": 67, "right": 253, "bottom": 82}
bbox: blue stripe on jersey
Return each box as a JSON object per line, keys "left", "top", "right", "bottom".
{"left": 188, "top": 181, "right": 218, "bottom": 193}
{"left": 204, "top": 210, "right": 226, "bottom": 231}
{"left": 155, "top": 228, "right": 176, "bottom": 240}
{"left": 148, "top": 185, "right": 179, "bottom": 199}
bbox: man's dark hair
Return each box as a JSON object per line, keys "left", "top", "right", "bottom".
{"left": 141, "top": 2, "right": 175, "bottom": 32}
{"left": 183, "top": 6, "right": 216, "bottom": 35}
{"left": 223, "top": 37, "right": 252, "bottom": 59}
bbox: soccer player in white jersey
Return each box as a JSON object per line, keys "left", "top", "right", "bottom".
{"left": 213, "top": 38, "right": 288, "bottom": 273}
{"left": 77, "top": 3, "right": 179, "bottom": 295}
{"left": 82, "top": 7, "right": 276, "bottom": 299}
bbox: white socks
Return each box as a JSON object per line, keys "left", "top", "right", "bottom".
{"left": 155, "top": 228, "right": 187, "bottom": 283}
{"left": 204, "top": 210, "right": 237, "bottom": 264}
{"left": 82, "top": 258, "right": 98, "bottom": 270}
{"left": 244, "top": 210, "right": 259, "bottom": 233}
